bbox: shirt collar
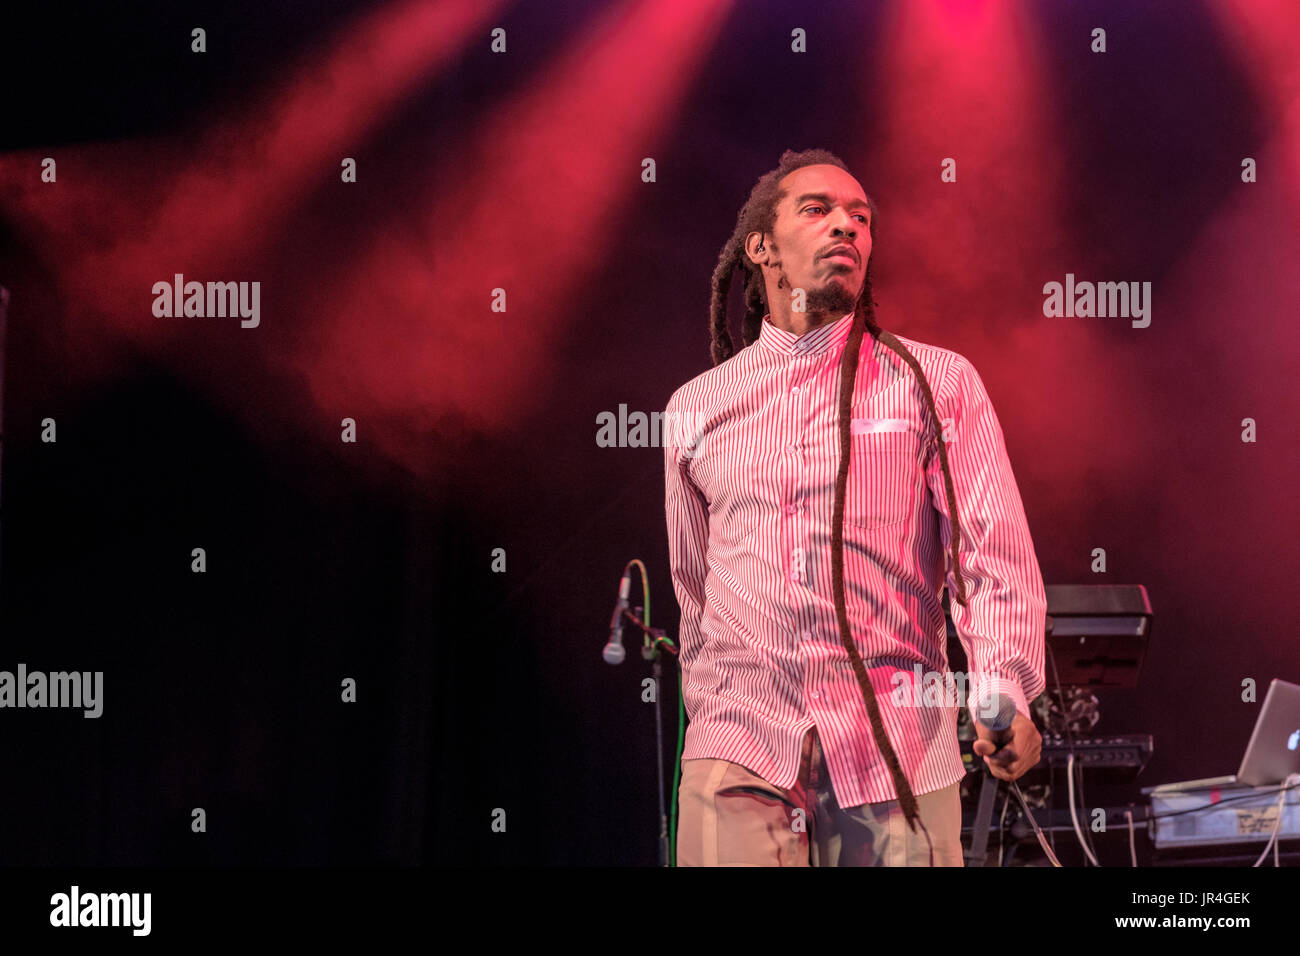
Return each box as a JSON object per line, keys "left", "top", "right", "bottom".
{"left": 756, "top": 311, "right": 855, "bottom": 357}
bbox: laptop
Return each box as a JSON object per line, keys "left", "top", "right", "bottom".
{"left": 1143, "top": 678, "right": 1300, "bottom": 794}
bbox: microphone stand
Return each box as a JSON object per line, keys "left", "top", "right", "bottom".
{"left": 619, "top": 605, "right": 678, "bottom": 866}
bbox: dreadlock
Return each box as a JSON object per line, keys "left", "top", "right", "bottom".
{"left": 707, "top": 149, "right": 972, "bottom": 840}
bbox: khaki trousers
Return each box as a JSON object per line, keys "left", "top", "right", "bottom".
{"left": 677, "top": 726, "right": 964, "bottom": 866}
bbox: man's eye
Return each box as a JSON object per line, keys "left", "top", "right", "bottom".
{"left": 855, "top": 214, "right": 868, "bottom": 223}
{"left": 805, "top": 205, "right": 823, "bottom": 214}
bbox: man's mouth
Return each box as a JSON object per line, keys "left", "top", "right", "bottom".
{"left": 823, "top": 246, "right": 857, "bottom": 264}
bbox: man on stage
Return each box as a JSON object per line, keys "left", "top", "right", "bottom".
{"left": 663, "top": 148, "right": 1047, "bottom": 866}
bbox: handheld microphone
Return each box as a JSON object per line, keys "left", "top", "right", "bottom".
{"left": 602, "top": 571, "right": 632, "bottom": 665}
{"left": 973, "top": 692, "right": 1018, "bottom": 750}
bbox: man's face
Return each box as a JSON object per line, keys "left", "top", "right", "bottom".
{"left": 754, "top": 164, "right": 873, "bottom": 316}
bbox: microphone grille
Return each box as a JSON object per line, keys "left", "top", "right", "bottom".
{"left": 975, "top": 692, "right": 1018, "bottom": 732}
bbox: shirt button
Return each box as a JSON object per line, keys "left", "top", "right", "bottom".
{"left": 810, "top": 691, "right": 821, "bottom": 700}
{"left": 784, "top": 504, "right": 797, "bottom": 515}
{"left": 800, "top": 631, "right": 811, "bottom": 640}
{"left": 791, "top": 386, "right": 800, "bottom": 394}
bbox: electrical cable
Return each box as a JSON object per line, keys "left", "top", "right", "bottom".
{"left": 1068, "top": 752, "right": 1101, "bottom": 866}
{"left": 1124, "top": 808, "right": 1137, "bottom": 866}
{"left": 1251, "top": 773, "right": 1300, "bottom": 867}
{"left": 1008, "top": 778, "right": 1062, "bottom": 867}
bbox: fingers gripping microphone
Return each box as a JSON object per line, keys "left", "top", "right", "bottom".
{"left": 602, "top": 571, "right": 632, "bottom": 665}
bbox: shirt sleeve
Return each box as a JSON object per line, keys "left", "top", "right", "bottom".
{"left": 924, "top": 356, "right": 1047, "bottom": 725}
{"left": 663, "top": 396, "right": 710, "bottom": 676}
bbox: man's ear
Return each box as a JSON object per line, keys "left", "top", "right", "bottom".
{"left": 744, "top": 231, "right": 770, "bottom": 267}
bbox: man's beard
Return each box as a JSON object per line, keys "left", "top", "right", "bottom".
{"left": 806, "top": 278, "right": 859, "bottom": 316}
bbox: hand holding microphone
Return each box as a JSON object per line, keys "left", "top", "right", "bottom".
{"left": 971, "top": 692, "right": 1042, "bottom": 782}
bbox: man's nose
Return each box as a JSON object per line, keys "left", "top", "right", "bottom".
{"left": 831, "top": 214, "right": 857, "bottom": 238}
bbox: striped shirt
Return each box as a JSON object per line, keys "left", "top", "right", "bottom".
{"left": 663, "top": 311, "right": 1046, "bottom": 809}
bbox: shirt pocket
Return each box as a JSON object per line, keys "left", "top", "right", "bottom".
{"left": 844, "top": 422, "right": 922, "bottom": 531}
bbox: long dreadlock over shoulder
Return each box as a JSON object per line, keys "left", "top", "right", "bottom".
{"left": 707, "top": 149, "right": 972, "bottom": 839}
